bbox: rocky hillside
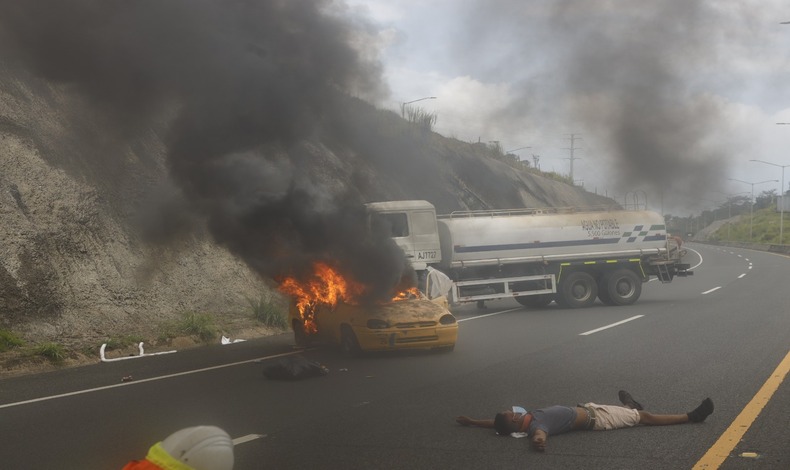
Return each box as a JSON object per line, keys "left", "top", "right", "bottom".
{"left": 0, "top": 64, "right": 614, "bottom": 362}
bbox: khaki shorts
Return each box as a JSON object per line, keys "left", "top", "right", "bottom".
{"left": 582, "top": 402, "right": 641, "bottom": 430}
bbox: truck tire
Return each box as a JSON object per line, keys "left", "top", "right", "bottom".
{"left": 603, "top": 269, "right": 642, "bottom": 306}
{"left": 340, "top": 325, "right": 362, "bottom": 357}
{"left": 557, "top": 271, "right": 598, "bottom": 308}
{"left": 597, "top": 278, "right": 612, "bottom": 305}
{"left": 515, "top": 294, "right": 553, "bottom": 308}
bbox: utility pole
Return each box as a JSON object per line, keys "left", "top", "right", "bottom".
{"left": 532, "top": 154, "right": 540, "bottom": 170}
{"left": 563, "top": 134, "right": 582, "bottom": 184}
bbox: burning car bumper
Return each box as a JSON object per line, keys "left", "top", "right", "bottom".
{"left": 352, "top": 323, "right": 458, "bottom": 351}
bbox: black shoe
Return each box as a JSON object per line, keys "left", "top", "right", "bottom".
{"left": 687, "top": 398, "right": 714, "bottom": 422}
{"left": 618, "top": 390, "right": 644, "bottom": 410}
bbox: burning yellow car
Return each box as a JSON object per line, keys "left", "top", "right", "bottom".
{"left": 289, "top": 297, "right": 458, "bottom": 355}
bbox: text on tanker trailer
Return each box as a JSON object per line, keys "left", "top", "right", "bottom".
{"left": 366, "top": 200, "right": 692, "bottom": 308}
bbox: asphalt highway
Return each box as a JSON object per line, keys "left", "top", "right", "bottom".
{"left": 0, "top": 243, "right": 788, "bottom": 469}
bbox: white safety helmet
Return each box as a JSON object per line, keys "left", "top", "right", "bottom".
{"left": 160, "top": 425, "right": 234, "bottom": 470}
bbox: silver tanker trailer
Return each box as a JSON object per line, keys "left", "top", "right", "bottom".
{"left": 367, "top": 200, "right": 692, "bottom": 308}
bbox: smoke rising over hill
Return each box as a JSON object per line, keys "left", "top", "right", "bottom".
{"left": 0, "top": 0, "right": 410, "bottom": 303}
{"left": 458, "top": 1, "right": 751, "bottom": 210}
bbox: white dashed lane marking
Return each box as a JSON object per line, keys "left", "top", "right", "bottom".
{"left": 579, "top": 315, "right": 644, "bottom": 336}
{"left": 233, "top": 434, "right": 266, "bottom": 446}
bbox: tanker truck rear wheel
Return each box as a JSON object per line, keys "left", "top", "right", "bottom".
{"left": 557, "top": 271, "right": 598, "bottom": 308}
{"left": 603, "top": 269, "right": 642, "bottom": 306}
{"left": 597, "top": 278, "right": 612, "bottom": 305}
{"left": 515, "top": 294, "right": 553, "bottom": 308}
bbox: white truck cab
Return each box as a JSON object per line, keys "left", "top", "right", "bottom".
{"left": 365, "top": 200, "right": 442, "bottom": 270}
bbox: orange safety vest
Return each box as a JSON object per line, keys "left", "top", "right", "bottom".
{"left": 122, "top": 442, "right": 195, "bottom": 470}
{"left": 122, "top": 459, "right": 164, "bottom": 470}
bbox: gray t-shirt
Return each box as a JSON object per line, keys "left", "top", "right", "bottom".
{"left": 526, "top": 405, "right": 578, "bottom": 436}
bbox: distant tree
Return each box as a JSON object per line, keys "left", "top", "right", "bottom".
{"left": 724, "top": 195, "right": 751, "bottom": 217}
{"left": 755, "top": 189, "right": 777, "bottom": 210}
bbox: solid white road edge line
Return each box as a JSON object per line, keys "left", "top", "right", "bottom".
{"left": 687, "top": 247, "right": 704, "bottom": 270}
{"left": 579, "top": 315, "right": 644, "bottom": 336}
{"left": 0, "top": 350, "right": 304, "bottom": 410}
{"left": 702, "top": 286, "right": 722, "bottom": 295}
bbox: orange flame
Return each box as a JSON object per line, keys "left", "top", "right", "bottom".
{"left": 391, "top": 287, "right": 420, "bottom": 302}
{"left": 278, "top": 262, "right": 366, "bottom": 333}
{"left": 278, "top": 262, "right": 419, "bottom": 334}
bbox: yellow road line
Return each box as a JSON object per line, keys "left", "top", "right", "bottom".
{"left": 693, "top": 349, "right": 790, "bottom": 469}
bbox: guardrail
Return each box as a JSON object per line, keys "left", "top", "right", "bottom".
{"left": 99, "top": 342, "right": 177, "bottom": 362}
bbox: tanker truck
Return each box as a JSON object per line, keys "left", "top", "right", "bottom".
{"left": 366, "top": 200, "right": 692, "bottom": 308}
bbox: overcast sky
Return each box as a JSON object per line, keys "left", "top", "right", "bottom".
{"left": 346, "top": 0, "right": 790, "bottom": 215}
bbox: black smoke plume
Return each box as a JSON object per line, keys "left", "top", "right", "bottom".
{"left": 0, "top": 0, "right": 411, "bottom": 303}
{"left": 460, "top": 1, "right": 742, "bottom": 211}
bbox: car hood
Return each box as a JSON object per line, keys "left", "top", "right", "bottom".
{"left": 335, "top": 298, "right": 451, "bottom": 323}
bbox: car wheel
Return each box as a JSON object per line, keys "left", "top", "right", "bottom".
{"left": 340, "top": 325, "right": 362, "bottom": 357}
{"left": 604, "top": 269, "right": 642, "bottom": 306}
{"left": 293, "top": 320, "right": 311, "bottom": 348}
{"left": 557, "top": 271, "right": 598, "bottom": 308}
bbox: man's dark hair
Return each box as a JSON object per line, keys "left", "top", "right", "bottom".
{"left": 494, "top": 412, "right": 518, "bottom": 436}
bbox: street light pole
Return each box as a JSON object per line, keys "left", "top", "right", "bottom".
{"left": 506, "top": 146, "right": 532, "bottom": 166}
{"left": 400, "top": 96, "right": 436, "bottom": 117}
{"left": 750, "top": 158, "right": 789, "bottom": 245}
{"left": 728, "top": 178, "right": 779, "bottom": 241}
{"left": 715, "top": 191, "right": 749, "bottom": 242}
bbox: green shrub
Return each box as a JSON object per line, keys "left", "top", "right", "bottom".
{"left": 32, "top": 342, "right": 66, "bottom": 363}
{"left": 247, "top": 293, "right": 287, "bottom": 328}
{"left": 0, "top": 329, "right": 25, "bottom": 352}
{"left": 156, "top": 321, "right": 179, "bottom": 343}
{"left": 178, "top": 312, "right": 217, "bottom": 342}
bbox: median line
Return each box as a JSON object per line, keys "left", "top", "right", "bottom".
{"left": 579, "top": 315, "right": 643, "bottom": 336}
{"left": 693, "top": 349, "right": 790, "bottom": 469}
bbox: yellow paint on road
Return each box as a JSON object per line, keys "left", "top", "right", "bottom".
{"left": 693, "top": 349, "right": 790, "bottom": 469}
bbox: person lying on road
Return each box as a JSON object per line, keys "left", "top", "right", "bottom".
{"left": 456, "top": 390, "right": 714, "bottom": 452}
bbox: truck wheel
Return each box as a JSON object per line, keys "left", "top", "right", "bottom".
{"left": 516, "top": 294, "right": 553, "bottom": 308}
{"left": 293, "top": 320, "right": 311, "bottom": 348}
{"left": 557, "top": 271, "right": 598, "bottom": 308}
{"left": 340, "top": 325, "right": 362, "bottom": 357}
{"left": 597, "top": 278, "right": 613, "bottom": 305}
{"left": 604, "top": 269, "right": 642, "bottom": 306}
